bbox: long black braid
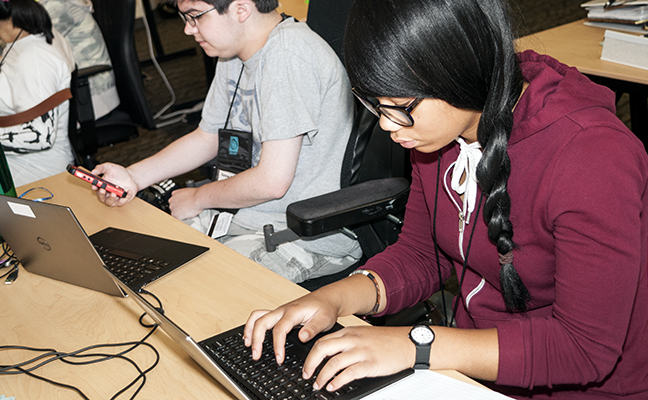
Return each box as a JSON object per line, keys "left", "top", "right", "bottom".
{"left": 474, "top": 0, "right": 530, "bottom": 312}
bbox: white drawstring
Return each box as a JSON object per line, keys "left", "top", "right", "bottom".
{"left": 443, "top": 137, "right": 484, "bottom": 311}
{"left": 450, "top": 137, "right": 482, "bottom": 222}
{"left": 443, "top": 138, "right": 483, "bottom": 256}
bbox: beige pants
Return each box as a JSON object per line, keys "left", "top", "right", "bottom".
{"left": 183, "top": 209, "right": 359, "bottom": 283}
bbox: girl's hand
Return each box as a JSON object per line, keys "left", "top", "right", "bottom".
{"left": 303, "top": 325, "right": 415, "bottom": 392}
{"left": 243, "top": 289, "right": 342, "bottom": 364}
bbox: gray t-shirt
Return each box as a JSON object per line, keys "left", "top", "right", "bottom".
{"left": 199, "top": 17, "right": 359, "bottom": 258}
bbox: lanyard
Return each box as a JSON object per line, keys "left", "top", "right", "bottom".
{"left": 0, "top": 29, "right": 24, "bottom": 73}
{"left": 223, "top": 65, "right": 245, "bottom": 129}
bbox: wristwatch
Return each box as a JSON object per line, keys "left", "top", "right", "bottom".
{"left": 408, "top": 324, "right": 435, "bottom": 369}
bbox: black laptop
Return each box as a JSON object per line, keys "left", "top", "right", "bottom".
{"left": 0, "top": 194, "right": 209, "bottom": 296}
{"left": 109, "top": 271, "right": 414, "bottom": 400}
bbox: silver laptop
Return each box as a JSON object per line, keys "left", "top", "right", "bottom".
{"left": 0, "top": 194, "right": 209, "bottom": 296}
{"left": 110, "top": 273, "right": 413, "bottom": 400}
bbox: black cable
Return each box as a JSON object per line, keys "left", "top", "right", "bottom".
{"left": 62, "top": 345, "right": 160, "bottom": 399}
{"left": 449, "top": 193, "right": 484, "bottom": 328}
{"left": 0, "top": 347, "right": 66, "bottom": 373}
{"left": 0, "top": 337, "right": 159, "bottom": 376}
{"left": 138, "top": 288, "right": 166, "bottom": 328}
{"left": 0, "top": 345, "right": 158, "bottom": 399}
{"left": 0, "top": 303, "right": 162, "bottom": 399}
{"left": 1, "top": 241, "right": 9, "bottom": 259}
{"left": 139, "top": 288, "right": 164, "bottom": 312}
{"left": 0, "top": 264, "right": 18, "bottom": 280}
{"left": 2, "top": 364, "right": 91, "bottom": 399}
{"left": 1, "top": 242, "right": 18, "bottom": 266}
{"left": 432, "top": 150, "right": 449, "bottom": 326}
{"left": 1, "top": 242, "right": 20, "bottom": 282}
{"left": 431, "top": 153, "right": 485, "bottom": 328}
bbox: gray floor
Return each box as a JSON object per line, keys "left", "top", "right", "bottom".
{"left": 95, "top": 13, "right": 207, "bottom": 174}
{"left": 97, "top": 2, "right": 612, "bottom": 173}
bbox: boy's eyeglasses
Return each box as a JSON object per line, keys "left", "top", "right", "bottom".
{"left": 352, "top": 88, "right": 422, "bottom": 127}
{"left": 178, "top": 7, "right": 217, "bottom": 27}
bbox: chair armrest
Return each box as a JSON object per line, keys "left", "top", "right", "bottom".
{"left": 286, "top": 177, "right": 410, "bottom": 237}
{"left": 78, "top": 64, "right": 113, "bottom": 79}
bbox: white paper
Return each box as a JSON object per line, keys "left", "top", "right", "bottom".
{"left": 210, "top": 211, "right": 233, "bottom": 239}
{"left": 364, "top": 370, "right": 514, "bottom": 400}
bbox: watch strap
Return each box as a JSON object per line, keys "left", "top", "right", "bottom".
{"left": 410, "top": 325, "right": 434, "bottom": 369}
{"left": 414, "top": 343, "right": 431, "bottom": 369}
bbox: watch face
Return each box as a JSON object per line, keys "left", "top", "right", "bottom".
{"left": 411, "top": 326, "right": 435, "bottom": 345}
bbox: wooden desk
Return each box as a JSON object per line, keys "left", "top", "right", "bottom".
{"left": 517, "top": 19, "right": 648, "bottom": 140}
{"left": 0, "top": 173, "right": 479, "bottom": 398}
{"left": 0, "top": 173, "right": 359, "bottom": 398}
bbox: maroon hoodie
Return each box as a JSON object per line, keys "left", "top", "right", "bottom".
{"left": 364, "top": 50, "right": 648, "bottom": 398}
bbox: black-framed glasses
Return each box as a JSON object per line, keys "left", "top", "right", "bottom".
{"left": 178, "top": 7, "right": 217, "bottom": 27}
{"left": 352, "top": 88, "right": 422, "bottom": 127}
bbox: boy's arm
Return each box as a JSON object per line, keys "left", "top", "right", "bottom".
{"left": 94, "top": 127, "right": 221, "bottom": 206}
{"left": 167, "top": 134, "right": 304, "bottom": 220}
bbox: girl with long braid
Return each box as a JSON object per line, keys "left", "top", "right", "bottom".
{"left": 244, "top": 0, "right": 648, "bottom": 398}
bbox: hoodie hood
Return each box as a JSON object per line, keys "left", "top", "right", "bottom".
{"left": 510, "top": 50, "right": 617, "bottom": 146}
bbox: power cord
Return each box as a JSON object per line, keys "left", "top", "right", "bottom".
{"left": 140, "top": 9, "right": 204, "bottom": 128}
{"left": 0, "top": 291, "right": 167, "bottom": 399}
{"left": 1, "top": 242, "right": 19, "bottom": 284}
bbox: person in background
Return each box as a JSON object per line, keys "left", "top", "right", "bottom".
{"left": 0, "top": 0, "right": 75, "bottom": 187}
{"left": 244, "top": 0, "right": 648, "bottom": 398}
{"left": 41, "top": 0, "right": 119, "bottom": 120}
{"left": 92, "top": 0, "right": 361, "bottom": 283}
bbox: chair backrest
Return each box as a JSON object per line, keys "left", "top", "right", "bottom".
{"left": 91, "top": 0, "right": 156, "bottom": 130}
{"left": 341, "top": 101, "right": 410, "bottom": 189}
{"left": 68, "top": 66, "right": 81, "bottom": 164}
{"left": 305, "top": 0, "right": 410, "bottom": 188}
{"left": 290, "top": 0, "right": 411, "bottom": 291}
{"left": 306, "top": 0, "right": 354, "bottom": 62}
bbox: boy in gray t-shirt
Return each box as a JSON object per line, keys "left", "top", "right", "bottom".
{"left": 91, "top": 0, "right": 361, "bottom": 283}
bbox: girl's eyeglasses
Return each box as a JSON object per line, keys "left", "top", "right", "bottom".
{"left": 352, "top": 88, "right": 422, "bottom": 127}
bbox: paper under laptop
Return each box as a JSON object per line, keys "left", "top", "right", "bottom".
{"left": 108, "top": 272, "right": 413, "bottom": 400}
{"left": 0, "top": 194, "right": 209, "bottom": 296}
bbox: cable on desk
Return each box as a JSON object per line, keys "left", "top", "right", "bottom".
{"left": 0, "top": 296, "right": 165, "bottom": 399}
{"left": 18, "top": 186, "right": 54, "bottom": 202}
{"left": 1, "top": 242, "right": 19, "bottom": 283}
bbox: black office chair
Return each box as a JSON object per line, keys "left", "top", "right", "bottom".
{"left": 68, "top": 0, "right": 156, "bottom": 169}
{"left": 305, "top": 0, "right": 354, "bottom": 62}
{"left": 263, "top": 98, "right": 411, "bottom": 292}
{"left": 258, "top": 0, "right": 409, "bottom": 292}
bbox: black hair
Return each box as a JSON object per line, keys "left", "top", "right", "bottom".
{"left": 0, "top": 0, "right": 54, "bottom": 44}
{"left": 345, "top": 0, "right": 531, "bottom": 312}
{"left": 164, "top": 0, "right": 279, "bottom": 14}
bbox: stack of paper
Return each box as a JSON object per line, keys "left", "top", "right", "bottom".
{"left": 581, "top": 0, "right": 648, "bottom": 25}
{"left": 601, "top": 29, "right": 648, "bottom": 70}
{"left": 364, "top": 370, "right": 514, "bottom": 400}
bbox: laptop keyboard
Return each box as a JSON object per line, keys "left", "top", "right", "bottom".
{"left": 94, "top": 245, "right": 169, "bottom": 286}
{"left": 202, "top": 330, "right": 361, "bottom": 400}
